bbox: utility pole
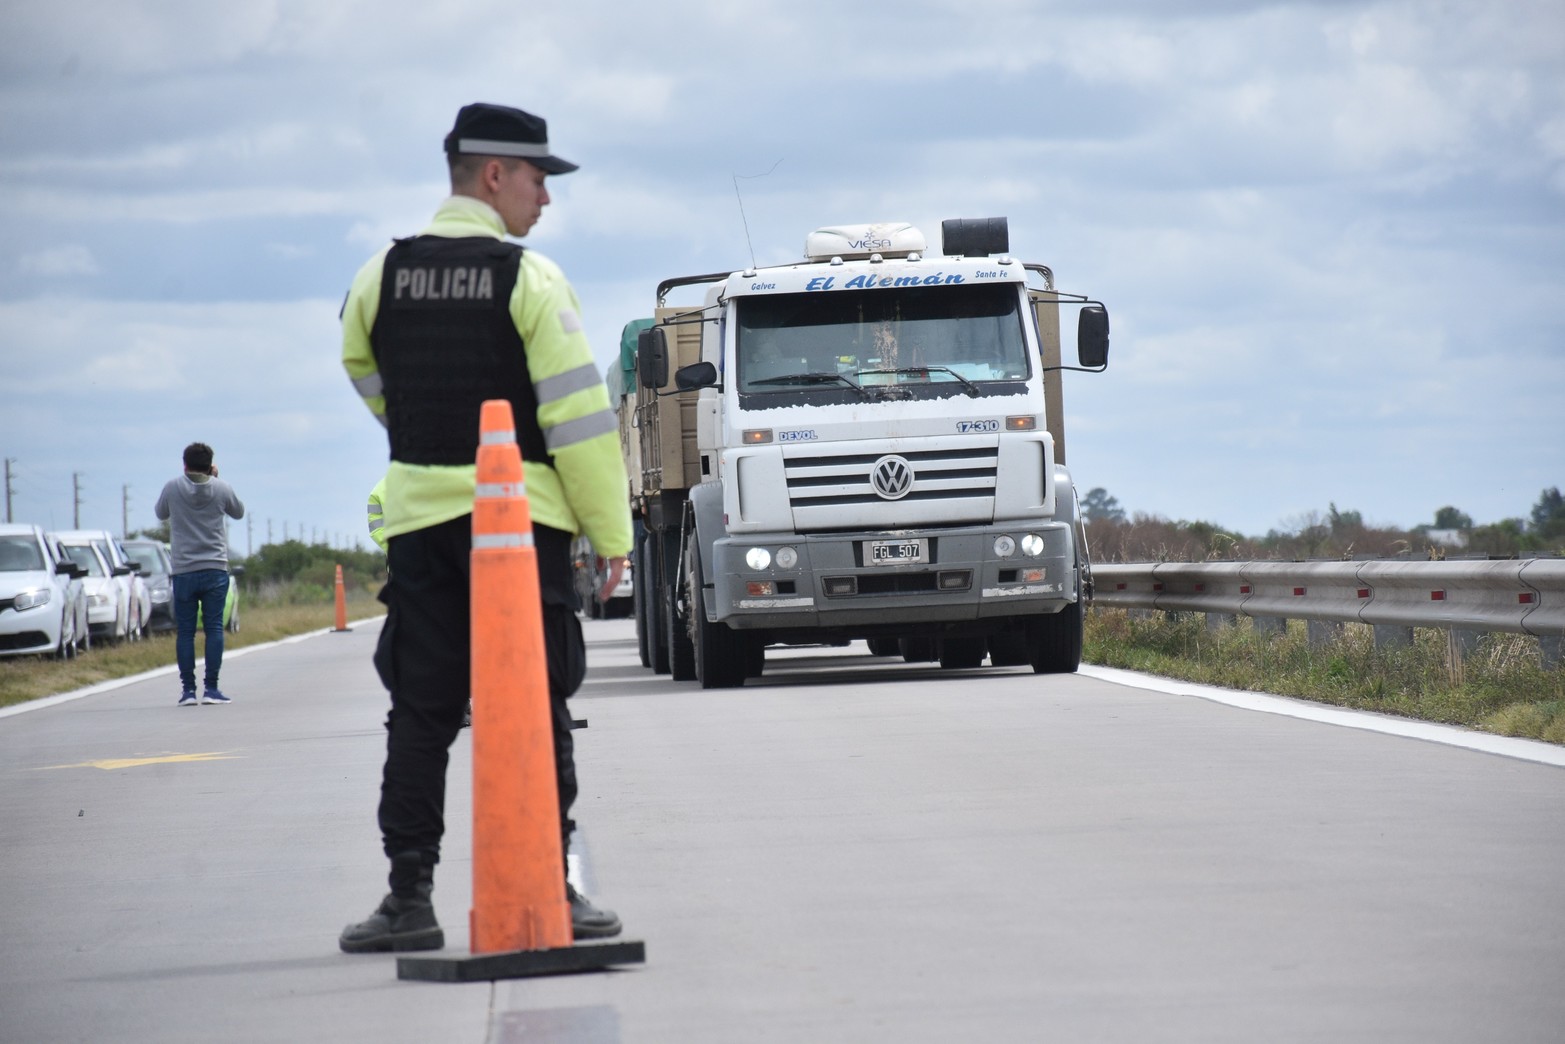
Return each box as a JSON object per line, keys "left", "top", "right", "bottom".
{"left": 122, "top": 484, "right": 131, "bottom": 538}
{"left": 73, "top": 472, "right": 83, "bottom": 529}
{"left": 247, "top": 515, "right": 253, "bottom": 557}
{"left": 267, "top": 518, "right": 273, "bottom": 545}
{"left": 4, "top": 457, "right": 14, "bottom": 523}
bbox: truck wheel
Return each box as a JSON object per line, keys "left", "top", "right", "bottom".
{"left": 646, "top": 533, "right": 670, "bottom": 674}
{"left": 866, "top": 637, "right": 899, "bottom": 657}
{"left": 987, "top": 630, "right": 1031, "bottom": 666}
{"left": 899, "top": 636, "right": 937, "bottom": 663}
{"left": 666, "top": 542, "right": 695, "bottom": 681}
{"left": 633, "top": 528, "right": 651, "bottom": 667}
{"left": 938, "top": 636, "right": 986, "bottom": 669}
{"left": 1031, "top": 596, "right": 1083, "bottom": 674}
{"left": 745, "top": 639, "right": 766, "bottom": 678}
{"left": 688, "top": 545, "right": 746, "bottom": 689}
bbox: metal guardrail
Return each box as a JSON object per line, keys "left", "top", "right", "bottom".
{"left": 1092, "top": 560, "right": 1565, "bottom": 638}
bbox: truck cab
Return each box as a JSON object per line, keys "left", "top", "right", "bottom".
{"left": 631, "top": 218, "right": 1108, "bottom": 687}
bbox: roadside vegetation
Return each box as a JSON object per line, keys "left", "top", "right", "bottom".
{"left": 1084, "top": 608, "right": 1565, "bottom": 745}
{"left": 0, "top": 540, "right": 387, "bottom": 711}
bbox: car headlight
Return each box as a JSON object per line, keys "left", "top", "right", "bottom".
{"left": 775, "top": 546, "right": 798, "bottom": 569}
{"left": 994, "top": 535, "right": 1016, "bottom": 558}
{"left": 745, "top": 547, "right": 771, "bottom": 571}
{"left": 1020, "top": 533, "right": 1047, "bottom": 557}
{"left": 12, "top": 588, "right": 50, "bottom": 611}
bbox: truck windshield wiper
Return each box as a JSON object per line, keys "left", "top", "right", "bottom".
{"left": 749, "top": 371, "right": 867, "bottom": 397}
{"left": 855, "top": 366, "right": 982, "bottom": 398}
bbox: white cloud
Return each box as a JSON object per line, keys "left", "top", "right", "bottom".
{"left": 18, "top": 244, "right": 98, "bottom": 276}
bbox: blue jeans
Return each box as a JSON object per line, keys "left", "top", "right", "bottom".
{"left": 173, "top": 569, "right": 229, "bottom": 691}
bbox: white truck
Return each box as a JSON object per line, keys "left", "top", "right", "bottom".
{"left": 620, "top": 217, "right": 1109, "bottom": 688}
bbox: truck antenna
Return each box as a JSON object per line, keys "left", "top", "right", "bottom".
{"left": 732, "top": 159, "right": 783, "bottom": 269}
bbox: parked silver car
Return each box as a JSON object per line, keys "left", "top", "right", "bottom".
{"left": 0, "top": 523, "right": 90, "bottom": 659}
{"left": 52, "top": 529, "right": 148, "bottom": 642}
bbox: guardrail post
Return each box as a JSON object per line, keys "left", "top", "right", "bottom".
{"left": 1252, "top": 617, "right": 1287, "bottom": 637}
{"left": 1306, "top": 620, "right": 1342, "bottom": 649}
{"left": 1205, "top": 613, "right": 1236, "bottom": 632}
{"left": 1373, "top": 625, "right": 1413, "bottom": 650}
{"left": 1541, "top": 636, "right": 1562, "bottom": 671}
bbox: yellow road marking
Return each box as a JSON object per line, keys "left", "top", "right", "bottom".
{"left": 40, "top": 752, "right": 240, "bottom": 771}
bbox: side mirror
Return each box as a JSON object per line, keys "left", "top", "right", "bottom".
{"left": 128, "top": 561, "right": 144, "bottom": 573}
{"left": 1077, "top": 305, "right": 1110, "bottom": 369}
{"left": 675, "top": 361, "right": 718, "bottom": 391}
{"left": 112, "top": 564, "right": 133, "bottom": 576}
{"left": 637, "top": 326, "right": 669, "bottom": 390}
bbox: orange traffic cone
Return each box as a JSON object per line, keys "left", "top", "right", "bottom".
{"left": 397, "top": 399, "right": 644, "bottom": 983}
{"left": 332, "top": 564, "right": 351, "bottom": 632}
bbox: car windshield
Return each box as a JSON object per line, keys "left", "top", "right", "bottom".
{"left": 62, "top": 545, "right": 106, "bottom": 577}
{"left": 736, "top": 282, "right": 1030, "bottom": 396}
{"left": 125, "top": 544, "right": 166, "bottom": 574}
{"left": 0, "top": 536, "right": 45, "bottom": 572}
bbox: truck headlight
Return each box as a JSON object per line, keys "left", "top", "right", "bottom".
{"left": 994, "top": 536, "right": 1016, "bottom": 558}
{"left": 745, "top": 547, "right": 771, "bottom": 570}
{"left": 12, "top": 588, "right": 50, "bottom": 611}
{"left": 1021, "top": 534, "right": 1046, "bottom": 557}
{"left": 775, "top": 546, "right": 798, "bottom": 569}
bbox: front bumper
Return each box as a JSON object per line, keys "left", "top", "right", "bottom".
{"left": 709, "top": 522, "right": 1075, "bottom": 630}
{"left": 0, "top": 611, "right": 59, "bottom": 655}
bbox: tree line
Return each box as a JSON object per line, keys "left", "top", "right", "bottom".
{"left": 1081, "top": 487, "right": 1565, "bottom": 563}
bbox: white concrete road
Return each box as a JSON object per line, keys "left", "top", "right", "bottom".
{"left": 2, "top": 618, "right": 1562, "bottom": 1043}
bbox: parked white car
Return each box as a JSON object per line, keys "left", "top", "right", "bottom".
{"left": 53, "top": 529, "right": 147, "bottom": 642}
{"left": 0, "top": 523, "right": 90, "bottom": 659}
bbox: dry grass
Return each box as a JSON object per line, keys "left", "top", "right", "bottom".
{"left": 1084, "top": 608, "right": 1565, "bottom": 745}
{"left": 0, "top": 599, "right": 384, "bottom": 711}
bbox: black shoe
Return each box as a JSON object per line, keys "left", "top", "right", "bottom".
{"left": 461, "top": 699, "right": 472, "bottom": 729}
{"left": 339, "top": 893, "right": 444, "bottom": 953}
{"left": 568, "top": 883, "right": 622, "bottom": 939}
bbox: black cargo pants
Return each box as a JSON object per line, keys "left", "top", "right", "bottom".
{"left": 373, "top": 514, "right": 585, "bottom": 881}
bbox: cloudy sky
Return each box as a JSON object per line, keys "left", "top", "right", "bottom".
{"left": 1, "top": 0, "right": 1561, "bottom": 553}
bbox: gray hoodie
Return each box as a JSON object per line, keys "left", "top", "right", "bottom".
{"left": 154, "top": 471, "right": 245, "bottom": 576}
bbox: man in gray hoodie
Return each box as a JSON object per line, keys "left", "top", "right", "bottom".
{"left": 155, "top": 442, "right": 245, "bottom": 706}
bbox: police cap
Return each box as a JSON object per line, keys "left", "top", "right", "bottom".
{"left": 443, "top": 102, "right": 578, "bottom": 175}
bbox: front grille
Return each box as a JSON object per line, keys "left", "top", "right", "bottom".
{"left": 784, "top": 441, "right": 998, "bottom": 530}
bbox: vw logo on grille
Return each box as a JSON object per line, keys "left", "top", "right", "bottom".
{"left": 870, "top": 455, "right": 914, "bottom": 500}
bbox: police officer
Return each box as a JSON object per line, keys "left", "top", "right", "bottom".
{"left": 338, "top": 102, "right": 632, "bottom": 954}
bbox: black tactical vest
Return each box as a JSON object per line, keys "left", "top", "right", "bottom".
{"left": 371, "top": 236, "right": 551, "bottom": 467}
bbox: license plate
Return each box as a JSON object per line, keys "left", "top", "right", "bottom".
{"left": 867, "top": 539, "right": 927, "bottom": 566}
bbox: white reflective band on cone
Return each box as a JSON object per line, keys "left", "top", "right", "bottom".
{"left": 480, "top": 428, "right": 517, "bottom": 445}
{"left": 473, "top": 532, "right": 533, "bottom": 549}
{"left": 475, "top": 482, "right": 527, "bottom": 499}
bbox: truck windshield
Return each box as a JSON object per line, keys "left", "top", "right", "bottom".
{"left": 736, "top": 282, "right": 1030, "bottom": 396}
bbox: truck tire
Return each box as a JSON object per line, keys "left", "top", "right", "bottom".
{"left": 646, "top": 532, "right": 670, "bottom": 675}
{"left": 688, "top": 543, "right": 747, "bottom": 689}
{"left": 987, "top": 629, "right": 1030, "bottom": 667}
{"left": 1031, "top": 596, "right": 1083, "bottom": 674}
{"left": 866, "top": 637, "right": 899, "bottom": 657}
{"left": 633, "top": 528, "right": 651, "bottom": 668}
{"left": 938, "top": 636, "right": 986, "bottom": 669}
{"left": 899, "top": 636, "right": 937, "bottom": 663}
{"left": 665, "top": 531, "right": 695, "bottom": 681}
